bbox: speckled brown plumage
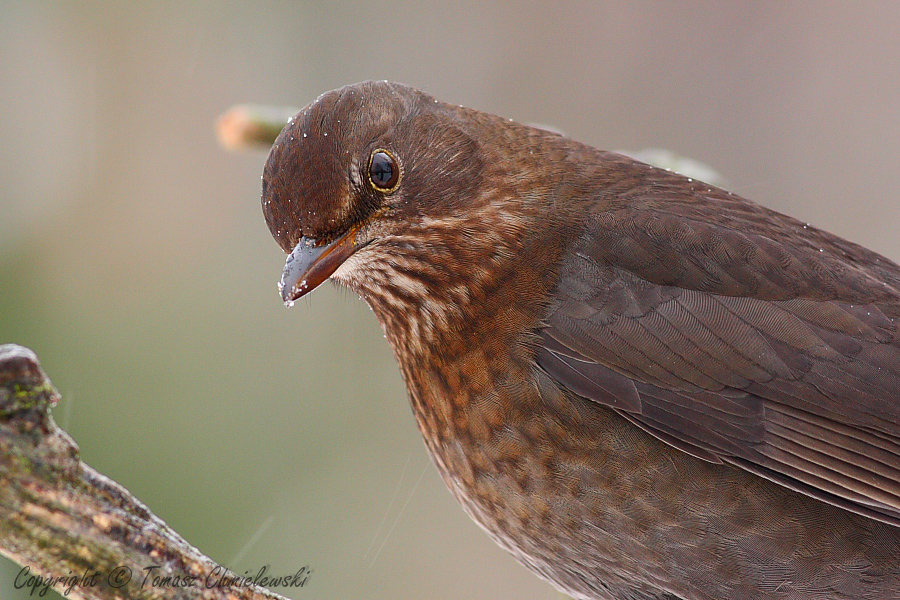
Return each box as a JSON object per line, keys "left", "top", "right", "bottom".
{"left": 261, "top": 81, "right": 900, "bottom": 600}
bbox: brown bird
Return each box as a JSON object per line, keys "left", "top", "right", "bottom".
{"left": 261, "top": 81, "right": 900, "bottom": 600}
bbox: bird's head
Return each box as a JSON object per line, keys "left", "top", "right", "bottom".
{"left": 262, "top": 80, "right": 495, "bottom": 305}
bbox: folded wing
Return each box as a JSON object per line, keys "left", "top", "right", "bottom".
{"left": 539, "top": 184, "right": 900, "bottom": 526}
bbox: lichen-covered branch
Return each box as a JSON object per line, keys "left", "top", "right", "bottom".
{"left": 0, "top": 344, "right": 293, "bottom": 600}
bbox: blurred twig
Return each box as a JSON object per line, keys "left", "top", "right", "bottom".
{"left": 216, "top": 105, "right": 299, "bottom": 152}
{"left": 0, "top": 344, "right": 293, "bottom": 600}
{"left": 618, "top": 148, "right": 726, "bottom": 187}
{"left": 214, "top": 104, "right": 725, "bottom": 189}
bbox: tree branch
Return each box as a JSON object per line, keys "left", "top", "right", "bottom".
{"left": 0, "top": 344, "right": 298, "bottom": 600}
{"left": 213, "top": 103, "right": 725, "bottom": 186}
{"left": 216, "top": 105, "right": 299, "bottom": 152}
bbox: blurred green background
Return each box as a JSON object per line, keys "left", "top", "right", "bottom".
{"left": 3, "top": 2, "right": 900, "bottom": 599}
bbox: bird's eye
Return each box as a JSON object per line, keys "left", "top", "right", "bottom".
{"left": 368, "top": 150, "right": 401, "bottom": 192}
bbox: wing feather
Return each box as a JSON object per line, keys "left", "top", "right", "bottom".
{"left": 538, "top": 182, "right": 900, "bottom": 526}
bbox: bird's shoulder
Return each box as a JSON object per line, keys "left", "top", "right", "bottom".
{"left": 538, "top": 159, "right": 900, "bottom": 525}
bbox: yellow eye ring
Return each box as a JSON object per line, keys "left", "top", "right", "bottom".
{"left": 368, "top": 149, "right": 401, "bottom": 193}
